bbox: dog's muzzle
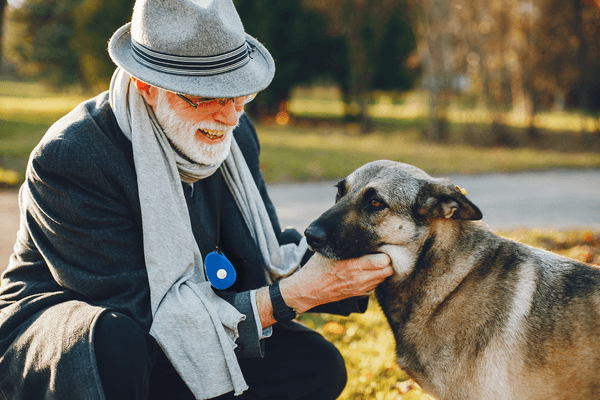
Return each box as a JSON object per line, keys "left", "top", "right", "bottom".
{"left": 304, "top": 224, "right": 327, "bottom": 252}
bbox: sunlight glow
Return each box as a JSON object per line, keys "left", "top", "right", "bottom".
{"left": 7, "top": 0, "right": 25, "bottom": 8}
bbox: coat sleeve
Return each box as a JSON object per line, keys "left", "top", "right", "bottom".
{"left": 13, "top": 100, "right": 153, "bottom": 329}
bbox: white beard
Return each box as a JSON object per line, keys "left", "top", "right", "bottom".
{"left": 152, "top": 90, "right": 242, "bottom": 166}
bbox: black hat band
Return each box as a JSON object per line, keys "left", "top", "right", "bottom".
{"left": 131, "top": 40, "right": 253, "bottom": 76}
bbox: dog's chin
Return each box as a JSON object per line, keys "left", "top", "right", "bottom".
{"left": 378, "top": 244, "right": 417, "bottom": 279}
{"left": 307, "top": 237, "right": 387, "bottom": 261}
{"left": 312, "top": 246, "right": 386, "bottom": 261}
{"left": 311, "top": 247, "right": 343, "bottom": 261}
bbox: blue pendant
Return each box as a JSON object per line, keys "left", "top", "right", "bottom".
{"left": 205, "top": 251, "right": 237, "bottom": 290}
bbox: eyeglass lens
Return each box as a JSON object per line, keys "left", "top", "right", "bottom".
{"left": 177, "top": 93, "right": 256, "bottom": 114}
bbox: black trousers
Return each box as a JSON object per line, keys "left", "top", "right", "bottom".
{"left": 94, "top": 312, "right": 347, "bottom": 400}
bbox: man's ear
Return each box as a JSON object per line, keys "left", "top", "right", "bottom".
{"left": 131, "top": 77, "right": 158, "bottom": 107}
{"left": 416, "top": 181, "right": 483, "bottom": 220}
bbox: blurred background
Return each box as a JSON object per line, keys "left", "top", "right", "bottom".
{"left": 1, "top": 0, "right": 600, "bottom": 186}
{"left": 2, "top": 0, "right": 600, "bottom": 185}
{"left": 1, "top": 1, "right": 599, "bottom": 399}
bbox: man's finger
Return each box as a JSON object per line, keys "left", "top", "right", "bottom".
{"left": 357, "top": 253, "right": 391, "bottom": 269}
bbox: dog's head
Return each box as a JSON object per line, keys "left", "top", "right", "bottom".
{"left": 305, "top": 160, "right": 483, "bottom": 263}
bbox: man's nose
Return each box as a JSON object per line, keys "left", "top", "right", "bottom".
{"left": 213, "top": 99, "right": 239, "bottom": 126}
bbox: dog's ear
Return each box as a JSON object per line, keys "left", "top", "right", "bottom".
{"left": 416, "top": 182, "right": 483, "bottom": 220}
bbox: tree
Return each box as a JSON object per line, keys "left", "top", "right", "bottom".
{"left": 505, "top": 0, "right": 600, "bottom": 135}
{"left": 8, "top": 0, "right": 82, "bottom": 87}
{"left": 306, "top": 0, "right": 418, "bottom": 132}
{"left": 372, "top": 6, "right": 420, "bottom": 93}
{"left": 412, "top": 0, "right": 453, "bottom": 141}
{"left": 562, "top": 0, "right": 600, "bottom": 111}
{"left": 0, "top": 0, "right": 7, "bottom": 70}
{"left": 233, "top": 0, "right": 337, "bottom": 117}
{"left": 70, "top": 0, "right": 135, "bottom": 91}
{"left": 415, "top": 0, "right": 600, "bottom": 143}
{"left": 7, "top": 0, "right": 134, "bottom": 90}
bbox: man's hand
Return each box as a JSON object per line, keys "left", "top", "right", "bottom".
{"left": 256, "top": 253, "right": 393, "bottom": 328}
{"left": 280, "top": 253, "right": 392, "bottom": 313}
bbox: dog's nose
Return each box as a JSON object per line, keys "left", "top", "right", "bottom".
{"left": 304, "top": 224, "right": 327, "bottom": 250}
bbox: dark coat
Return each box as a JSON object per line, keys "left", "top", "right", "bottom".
{"left": 0, "top": 92, "right": 365, "bottom": 400}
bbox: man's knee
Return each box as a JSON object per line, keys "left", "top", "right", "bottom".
{"left": 307, "top": 333, "right": 347, "bottom": 400}
{"left": 94, "top": 311, "right": 158, "bottom": 400}
{"left": 264, "top": 322, "right": 348, "bottom": 400}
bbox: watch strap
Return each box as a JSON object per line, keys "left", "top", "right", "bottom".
{"left": 269, "top": 281, "right": 297, "bottom": 322}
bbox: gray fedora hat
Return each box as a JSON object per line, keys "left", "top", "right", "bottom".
{"left": 108, "top": 0, "right": 275, "bottom": 98}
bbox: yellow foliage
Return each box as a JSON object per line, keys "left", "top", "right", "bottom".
{"left": 0, "top": 168, "right": 20, "bottom": 187}
{"left": 298, "top": 299, "right": 431, "bottom": 400}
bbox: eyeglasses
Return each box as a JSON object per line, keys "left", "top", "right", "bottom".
{"left": 176, "top": 93, "right": 257, "bottom": 114}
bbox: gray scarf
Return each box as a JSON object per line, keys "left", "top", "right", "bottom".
{"left": 109, "top": 68, "right": 307, "bottom": 399}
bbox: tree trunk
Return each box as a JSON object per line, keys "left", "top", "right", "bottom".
{"left": 340, "top": 0, "right": 374, "bottom": 133}
{"left": 0, "top": 0, "right": 7, "bottom": 72}
{"left": 508, "top": 52, "right": 528, "bottom": 125}
{"left": 420, "top": 0, "right": 451, "bottom": 142}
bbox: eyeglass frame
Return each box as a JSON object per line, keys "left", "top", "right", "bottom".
{"left": 176, "top": 93, "right": 257, "bottom": 112}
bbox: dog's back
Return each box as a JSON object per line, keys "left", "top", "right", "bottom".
{"left": 376, "top": 224, "right": 600, "bottom": 399}
{"left": 306, "top": 160, "right": 600, "bottom": 400}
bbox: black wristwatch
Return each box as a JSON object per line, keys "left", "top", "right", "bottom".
{"left": 269, "top": 281, "right": 297, "bottom": 322}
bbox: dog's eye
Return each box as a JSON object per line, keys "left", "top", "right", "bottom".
{"left": 369, "top": 199, "right": 384, "bottom": 209}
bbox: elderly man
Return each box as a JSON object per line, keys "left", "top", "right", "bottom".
{"left": 0, "top": 0, "right": 392, "bottom": 399}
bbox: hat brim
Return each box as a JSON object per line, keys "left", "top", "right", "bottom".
{"left": 108, "top": 23, "right": 275, "bottom": 98}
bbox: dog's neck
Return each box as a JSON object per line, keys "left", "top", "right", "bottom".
{"left": 375, "top": 220, "right": 497, "bottom": 377}
{"left": 378, "top": 220, "right": 482, "bottom": 304}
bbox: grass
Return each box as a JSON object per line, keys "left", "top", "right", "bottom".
{"left": 289, "top": 87, "right": 600, "bottom": 133}
{"left": 2, "top": 80, "right": 600, "bottom": 187}
{"left": 260, "top": 88, "right": 600, "bottom": 183}
{"left": 257, "top": 124, "right": 600, "bottom": 183}
{"left": 0, "top": 81, "right": 88, "bottom": 186}
{"left": 297, "top": 229, "right": 600, "bottom": 400}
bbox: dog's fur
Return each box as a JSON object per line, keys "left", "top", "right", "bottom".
{"left": 305, "top": 160, "right": 600, "bottom": 400}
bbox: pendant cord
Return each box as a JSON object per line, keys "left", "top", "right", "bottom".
{"left": 183, "top": 169, "right": 222, "bottom": 253}
{"left": 216, "top": 170, "right": 221, "bottom": 252}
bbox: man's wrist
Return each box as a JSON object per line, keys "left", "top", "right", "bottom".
{"left": 269, "top": 281, "right": 297, "bottom": 322}
{"left": 255, "top": 270, "right": 321, "bottom": 329}
{"left": 277, "top": 272, "right": 320, "bottom": 315}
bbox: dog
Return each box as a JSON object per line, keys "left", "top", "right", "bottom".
{"left": 304, "top": 160, "right": 600, "bottom": 400}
